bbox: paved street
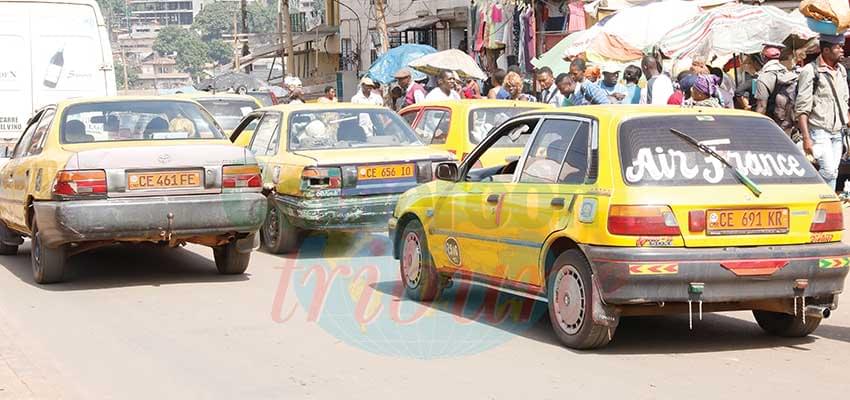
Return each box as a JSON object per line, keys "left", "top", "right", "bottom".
{"left": 1, "top": 227, "right": 849, "bottom": 399}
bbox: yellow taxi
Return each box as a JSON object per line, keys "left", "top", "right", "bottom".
{"left": 399, "top": 100, "right": 551, "bottom": 168}
{"left": 388, "top": 106, "right": 850, "bottom": 349}
{"left": 172, "top": 92, "right": 263, "bottom": 139}
{"left": 228, "top": 103, "right": 454, "bottom": 254}
{"left": 0, "top": 97, "right": 267, "bottom": 283}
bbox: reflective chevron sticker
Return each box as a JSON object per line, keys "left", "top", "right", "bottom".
{"left": 628, "top": 264, "right": 679, "bottom": 275}
{"left": 819, "top": 257, "right": 850, "bottom": 269}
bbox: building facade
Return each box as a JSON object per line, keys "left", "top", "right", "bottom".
{"left": 128, "top": 0, "right": 203, "bottom": 27}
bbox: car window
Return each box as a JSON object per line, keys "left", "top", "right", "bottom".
{"left": 412, "top": 109, "right": 450, "bottom": 145}
{"left": 519, "top": 119, "right": 586, "bottom": 184}
{"left": 27, "top": 108, "right": 55, "bottom": 156}
{"left": 230, "top": 113, "right": 262, "bottom": 142}
{"left": 289, "top": 108, "right": 422, "bottom": 150}
{"left": 197, "top": 98, "right": 259, "bottom": 131}
{"left": 469, "top": 107, "right": 541, "bottom": 146}
{"left": 401, "top": 110, "right": 419, "bottom": 126}
{"left": 462, "top": 118, "right": 540, "bottom": 182}
{"left": 12, "top": 111, "right": 43, "bottom": 159}
{"left": 249, "top": 113, "right": 281, "bottom": 156}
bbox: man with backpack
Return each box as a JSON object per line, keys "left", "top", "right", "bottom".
{"left": 755, "top": 43, "right": 799, "bottom": 137}
{"left": 795, "top": 34, "right": 850, "bottom": 193}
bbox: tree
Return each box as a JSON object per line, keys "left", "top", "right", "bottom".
{"left": 153, "top": 26, "right": 211, "bottom": 80}
{"left": 193, "top": 0, "right": 277, "bottom": 40}
{"left": 207, "top": 40, "right": 234, "bottom": 66}
{"left": 247, "top": 2, "right": 277, "bottom": 34}
{"left": 96, "top": 0, "right": 126, "bottom": 29}
{"left": 114, "top": 59, "right": 139, "bottom": 89}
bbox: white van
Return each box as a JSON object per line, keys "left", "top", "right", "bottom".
{"left": 0, "top": 0, "right": 116, "bottom": 153}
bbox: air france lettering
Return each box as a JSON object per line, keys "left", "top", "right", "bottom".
{"left": 625, "top": 146, "right": 806, "bottom": 184}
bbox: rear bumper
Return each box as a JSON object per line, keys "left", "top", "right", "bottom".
{"left": 582, "top": 243, "right": 850, "bottom": 304}
{"left": 272, "top": 193, "right": 399, "bottom": 231}
{"left": 33, "top": 193, "right": 267, "bottom": 247}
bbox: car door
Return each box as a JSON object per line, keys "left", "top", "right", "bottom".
{"left": 411, "top": 107, "right": 451, "bottom": 148}
{"left": 496, "top": 117, "right": 596, "bottom": 288}
{"left": 428, "top": 116, "right": 540, "bottom": 281}
{"left": 247, "top": 111, "right": 282, "bottom": 172}
{"left": 0, "top": 110, "right": 44, "bottom": 228}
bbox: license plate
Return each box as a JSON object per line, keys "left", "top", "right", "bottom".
{"left": 357, "top": 164, "right": 415, "bottom": 181}
{"left": 706, "top": 208, "right": 789, "bottom": 235}
{"left": 128, "top": 171, "right": 202, "bottom": 190}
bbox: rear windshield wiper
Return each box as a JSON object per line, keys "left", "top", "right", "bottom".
{"left": 669, "top": 128, "right": 762, "bottom": 197}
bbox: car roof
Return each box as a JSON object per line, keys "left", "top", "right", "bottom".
{"left": 399, "top": 99, "right": 553, "bottom": 113}
{"left": 519, "top": 105, "right": 768, "bottom": 122}
{"left": 257, "top": 102, "right": 391, "bottom": 113}
{"left": 172, "top": 92, "right": 259, "bottom": 101}
{"left": 55, "top": 96, "right": 201, "bottom": 108}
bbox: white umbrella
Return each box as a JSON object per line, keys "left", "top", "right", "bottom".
{"left": 408, "top": 49, "right": 487, "bottom": 80}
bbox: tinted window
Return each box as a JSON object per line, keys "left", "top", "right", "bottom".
{"left": 61, "top": 101, "right": 224, "bottom": 143}
{"left": 469, "top": 107, "right": 541, "bottom": 146}
{"left": 289, "top": 108, "right": 422, "bottom": 150}
{"left": 619, "top": 116, "right": 821, "bottom": 186}
{"left": 249, "top": 113, "right": 281, "bottom": 156}
{"left": 414, "top": 109, "right": 450, "bottom": 144}
{"left": 520, "top": 119, "right": 587, "bottom": 184}
{"left": 197, "top": 99, "right": 258, "bottom": 131}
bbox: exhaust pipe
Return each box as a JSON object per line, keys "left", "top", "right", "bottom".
{"left": 805, "top": 305, "right": 831, "bottom": 319}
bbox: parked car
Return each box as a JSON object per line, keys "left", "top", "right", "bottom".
{"left": 389, "top": 106, "right": 850, "bottom": 349}
{"left": 0, "top": 97, "right": 267, "bottom": 283}
{"left": 247, "top": 90, "right": 279, "bottom": 107}
{"left": 228, "top": 103, "right": 454, "bottom": 254}
{"left": 399, "top": 100, "right": 552, "bottom": 168}
{"left": 174, "top": 93, "right": 263, "bottom": 136}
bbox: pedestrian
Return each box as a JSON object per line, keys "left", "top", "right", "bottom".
{"left": 585, "top": 65, "right": 601, "bottom": 84}
{"left": 425, "top": 70, "right": 462, "bottom": 101}
{"left": 387, "top": 85, "right": 404, "bottom": 111}
{"left": 598, "top": 64, "right": 628, "bottom": 104}
{"left": 795, "top": 34, "right": 850, "bottom": 194}
{"left": 690, "top": 56, "right": 710, "bottom": 75}
{"left": 623, "top": 65, "right": 643, "bottom": 104}
{"left": 535, "top": 67, "right": 562, "bottom": 105}
{"left": 487, "top": 69, "right": 510, "bottom": 99}
{"left": 351, "top": 77, "right": 384, "bottom": 105}
{"left": 288, "top": 89, "right": 305, "bottom": 105}
{"left": 395, "top": 68, "right": 426, "bottom": 107}
{"left": 686, "top": 74, "right": 722, "bottom": 108}
{"left": 317, "top": 86, "right": 337, "bottom": 103}
{"left": 554, "top": 72, "right": 609, "bottom": 106}
{"left": 567, "top": 60, "right": 610, "bottom": 106}
{"left": 734, "top": 54, "right": 764, "bottom": 110}
{"left": 503, "top": 71, "right": 536, "bottom": 102}
{"left": 641, "top": 55, "right": 674, "bottom": 105}
{"left": 667, "top": 71, "right": 694, "bottom": 105}
{"left": 710, "top": 66, "right": 735, "bottom": 109}
{"left": 461, "top": 78, "right": 481, "bottom": 99}
{"left": 754, "top": 43, "right": 798, "bottom": 135}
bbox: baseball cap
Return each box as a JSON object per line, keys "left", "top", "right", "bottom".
{"left": 360, "top": 77, "right": 375, "bottom": 87}
{"left": 394, "top": 68, "right": 412, "bottom": 79}
{"left": 601, "top": 64, "right": 620, "bottom": 74}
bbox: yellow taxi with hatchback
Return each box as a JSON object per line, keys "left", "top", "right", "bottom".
{"left": 172, "top": 92, "right": 263, "bottom": 140}
{"left": 399, "top": 100, "right": 551, "bottom": 168}
{"left": 228, "top": 103, "right": 454, "bottom": 254}
{"left": 0, "top": 97, "right": 267, "bottom": 283}
{"left": 389, "top": 106, "right": 850, "bottom": 349}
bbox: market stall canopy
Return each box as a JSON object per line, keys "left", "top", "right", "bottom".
{"left": 408, "top": 49, "right": 487, "bottom": 80}
{"left": 659, "top": 3, "right": 817, "bottom": 60}
{"left": 367, "top": 44, "right": 437, "bottom": 85}
{"left": 196, "top": 72, "right": 269, "bottom": 92}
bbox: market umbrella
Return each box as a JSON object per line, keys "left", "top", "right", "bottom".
{"left": 367, "top": 44, "right": 436, "bottom": 85}
{"left": 659, "top": 3, "right": 817, "bottom": 60}
{"left": 196, "top": 71, "right": 268, "bottom": 92}
{"left": 408, "top": 49, "right": 487, "bottom": 80}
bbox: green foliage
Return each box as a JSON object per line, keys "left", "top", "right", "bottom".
{"left": 208, "top": 40, "right": 234, "bottom": 66}
{"left": 247, "top": 2, "right": 277, "bottom": 34}
{"left": 153, "top": 26, "right": 211, "bottom": 80}
{"left": 96, "top": 0, "right": 127, "bottom": 29}
{"left": 114, "top": 59, "right": 140, "bottom": 89}
{"left": 193, "top": 1, "right": 278, "bottom": 40}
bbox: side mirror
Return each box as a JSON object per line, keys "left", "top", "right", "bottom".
{"left": 435, "top": 162, "right": 458, "bottom": 182}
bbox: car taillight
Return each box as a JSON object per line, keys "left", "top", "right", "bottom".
{"left": 608, "top": 205, "right": 681, "bottom": 236}
{"left": 811, "top": 201, "right": 843, "bottom": 232}
{"left": 222, "top": 165, "right": 262, "bottom": 189}
{"left": 53, "top": 170, "right": 107, "bottom": 198}
{"left": 689, "top": 210, "right": 706, "bottom": 232}
{"left": 416, "top": 161, "right": 433, "bottom": 183}
{"left": 301, "top": 167, "right": 341, "bottom": 190}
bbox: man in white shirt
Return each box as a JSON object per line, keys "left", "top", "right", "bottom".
{"left": 641, "top": 56, "right": 674, "bottom": 105}
{"left": 351, "top": 77, "right": 384, "bottom": 105}
{"left": 425, "top": 70, "right": 461, "bottom": 101}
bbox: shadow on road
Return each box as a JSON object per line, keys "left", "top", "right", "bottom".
{"left": 265, "top": 232, "right": 392, "bottom": 261}
{"left": 371, "top": 279, "right": 830, "bottom": 354}
{"left": 0, "top": 242, "right": 248, "bottom": 291}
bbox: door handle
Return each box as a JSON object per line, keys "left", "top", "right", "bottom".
{"left": 550, "top": 197, "right": 565, "bottom": 208}
{"left": 486, "top": 194, "right": 500, "bottom": 204}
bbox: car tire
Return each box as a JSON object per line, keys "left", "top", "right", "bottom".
{"left": 399, "top": 219, "right": 442, "bottom": 302}
{"left": 30, "top": 221, "right": 66, "bottom": 284}
{"left": 752, "top": 310, "right": 822, "bottom": 337}
{"left": 546, "top": 250, "right": 612, "bottom": 350}
{"left": 0, "top": 221, "right": 21, "bottom": 255}
{"left": 213, "top": 241, "right": 251, "bottom": 275}
{"left": 0, "top": 242, "right": 18, "bottom": 256}
{"left": 261, "top": 201, "right": 300, "bottom": 254}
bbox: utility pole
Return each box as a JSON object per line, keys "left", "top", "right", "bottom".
{"left": 373, "top": 0, "right": 389, "bottom": 54}
{"left": 233, "top": 15, "right": 241, "bottom": 71}
{"left": 240, "top": 0, "right": 250, "bottom": 72}
{"left": 279, "top": 0, "right": 296, "bottom": 77}
{"left": 120, "top": 43, "right": 129, "bottom": 91}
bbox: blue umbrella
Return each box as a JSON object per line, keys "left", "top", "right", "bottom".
{"left": 367, "top": 44, "right": 437, "bottom": 85}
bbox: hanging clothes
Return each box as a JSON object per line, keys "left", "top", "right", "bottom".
{"left": 474, "top": 7, "right": 487, "bottom": 52}
{"left": 489, "top": 3, "right": 507, "bottom": 49}
{"left": 567, "top": 0, "right": 586, "bottom": 33}
{"left": 523, "top": 7, "right": 537, "bottom": 72}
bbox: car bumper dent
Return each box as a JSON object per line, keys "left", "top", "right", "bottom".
{"left": 272, "top": 193, "right": 400, "bottom": 231}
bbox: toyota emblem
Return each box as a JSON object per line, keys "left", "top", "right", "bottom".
{"left": 157, "top": 154, "right": 171, "bottom": 164}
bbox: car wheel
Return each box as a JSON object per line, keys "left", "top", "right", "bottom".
{"left": 261, "top": 202, "right": 300, "bottom": 254}
{"left": 752, "top": 310, "right": 822, "bottom": 337}
{"left": 31, "top": 221, "right": 66, "bottom": 284}
{"left": 0, "top": 221, "right": 21, "bottom": 255}
{"left": 399, "top": 219, "right": 441, "bottom": 302}
{"left": 547, "top": 250, "right": 612, "bottom": 350}
{"left": 213, "top": 241, "right": 251, "bottom": 274}
{"left": 0, "top": 242, "right": 18, "bottom": 256}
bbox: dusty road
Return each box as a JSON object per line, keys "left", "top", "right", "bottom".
{"left": 0, "top": 230, "right": 849, "bottom": 399}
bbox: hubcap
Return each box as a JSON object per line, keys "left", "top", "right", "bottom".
{"left": 553, "top": 265, "right": 586, "bottom": 335}
{"left": 401, "top": 232, "right": 422, "bottom": 288}
{"left": 265, "top": 207, "right": 280, "bottom": 243}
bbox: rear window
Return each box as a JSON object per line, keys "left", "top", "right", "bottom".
{"left": 61, "top": 100, "right": 224, "bottom": 143}
{"left": 618, "top": 115, "right": 821, "bottom": 186}
{"left": 289, "top": 108, "right": 422, "bottom": 150}
{"left": 469, "top": 107, "right": 538, "bottom": 147}
{"left": 249, "top": 92, "right": 275, "bottom": 107}
{"left": 197, "top": 99, "right": 258, "bottom": 130}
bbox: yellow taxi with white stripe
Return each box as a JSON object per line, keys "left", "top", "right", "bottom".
{"left": 388, "top": 105, "right": 850, "bottom": 349}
